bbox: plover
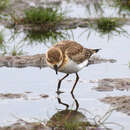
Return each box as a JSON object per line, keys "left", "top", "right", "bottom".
{"left": 46, "top": 40, "right": 100, "bottom": 93}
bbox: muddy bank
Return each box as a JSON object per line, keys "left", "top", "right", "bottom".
{"left": 0, "top": 116, "right": 106, "bottom": 130}
{"left": 0, "top": 93, "right": 49, "bottom": 100}
{"left": 101, "top": 96, "right": 130, "bottom": 116}
{"left": 0, "top": 120, "right": 48, "bottom": 130}
{"left": 0, "top": 93, "right": 26, "bottom": 99}
{"left": 6, "top": 17, "right": 130, "bottom": 31}
{"left": 0, "top": 54, "right": 46, "bottom": 68}
{"left": 0, "top": 121, "right": 104, "bottom": 130}
{"left": 0, "top": 54, "right": 116, "bottom": 68}
{"left": 94, "top": 78, "right": 130, "bottom": 91}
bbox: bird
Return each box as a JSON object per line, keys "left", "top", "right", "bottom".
{"left": 45, "top": 40, "right": 100, "bottom": 94}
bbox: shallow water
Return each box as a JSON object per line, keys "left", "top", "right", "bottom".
{"left": 0, "top": 1, "right": 130, "bottom": 130}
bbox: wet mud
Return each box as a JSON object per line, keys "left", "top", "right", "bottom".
{"left": 101, "top": 96, "right": 130, "bottom": 116}
{"left": 0, "top": 93, "right": 26, "bottom": 99}
{"left": 0, "top": 120, "right": 47, "bottom": 130}
{"left": 0, "top": 93, "right": 49, "bottom": 100}
{"left": 0, "top": 120, "right": 105, "bottom": 130}
{"left": 95, "top": 78, "right": 130, "bottom": 91}
{"left": 0, "top": 55, "right": 116, "bottom": 68}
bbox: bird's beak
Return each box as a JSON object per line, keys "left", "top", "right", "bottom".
{"left": 54, "top": 65, "right": 58, "bottom": 75}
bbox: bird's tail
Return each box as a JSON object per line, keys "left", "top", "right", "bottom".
{"left": 91, "top": 48, "right": 101, "bottom": 54}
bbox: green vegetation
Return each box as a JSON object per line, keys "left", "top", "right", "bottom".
{"left": 0, "top": 0, "right": 9, "bottom": 11}
{"left": 96, "top": 17, "right": 122, "bottom": 34}
{"left": 21, "top": 7, "right": 67, "bottom": 44}
{"left": 63, "top": 121, "right": 97, "bottom": 130}
{"left": 114, "top": 0, "right": 130, "bottom": 13}
{"left": 85, "top": 17, "right": 128, "bottom": 38}
{"left": 0, "top": 34, "right": 24, "bottom": 56}
{"left": 47, "top": 110, "right": 98, "bottom": 130}
{"left": 23, "top": 7, "right": 64, "bottom": 24}
{"left": 0, "top": 31, "right": 6, "bottom": 55}
{"left": 0, "top": 31, "right": 4, "bottom": 45}
{"left": 0, "top": 44, "right": 24, "bottom": 56}
{"left": 83, "top": 17, "right": 128, "bottom": 39}
{"left": 25, "top": 30, "right": 68, "bottom": 44}
{"left": 11, "top": 45, "right": 23, "bottom": 56}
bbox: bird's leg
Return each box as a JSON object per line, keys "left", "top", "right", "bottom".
{"left": 71, "top": 73, "right": 79, "bottom": 94}
{"left": 57, "top": 74, "right": 69, "bottom": 94}
{"left": 71, "top": 92, "right": 79, "bottom": 111}
{"left": 57, "top": 97, "right": 69, "bottom": 110}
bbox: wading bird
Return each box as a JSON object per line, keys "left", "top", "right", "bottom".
{"left": 46, "top": 40, "right": 100, "bottom": 94}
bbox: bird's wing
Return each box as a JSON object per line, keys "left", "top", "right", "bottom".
{"left": 67, "top": 48, "right": 93, "bottom": 64}
{"left": 54, "top": 40, "right": 83, "bottom": 55}
{"left": 54, "top": 40, "right": 97, "bottom": 64}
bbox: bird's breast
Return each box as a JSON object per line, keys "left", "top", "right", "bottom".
{"left": 59, "top": 58, "right": 88, "bottom": 74}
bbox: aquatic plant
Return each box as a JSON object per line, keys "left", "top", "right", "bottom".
{"left": 85, "top": 17, "right": 128, "bottom": 39}
{"left": 80, "top": 17, "right": 128, "bottom": 39}
{"left": 96, "top": 17, "right": 122, "bottom": 34}
{"left": 17, "top": 7, "right": 67, "bottom": 44}
{"left": 23, "top": 7, "right": 64, "bottom": 25}
{"left": 25, "top": 30, "right": 69, "bottom": 44}
{"left": 10, "top": 7, "right": 65, "bottom": 36}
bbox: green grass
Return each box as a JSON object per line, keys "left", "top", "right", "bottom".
{"left": 84, "top": 17, "right": 128, "bottom": 39}
{"left": 0, "top": 0, "right": 9, "bottom": 11}
{"left": 22, "top": 7, "right": 66, "bottom": 44}
{"left": 96, "top": 17, "right": 122, "bottom": 34}
{"left": 23, "top": 7, "right": 64, "bottom": 24}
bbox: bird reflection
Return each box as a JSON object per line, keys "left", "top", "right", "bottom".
{"left": 47, "top": 93, "right": 90, "bottom": 129}
{"left": 57, "top": 92, "right": 79, "bottom": 111}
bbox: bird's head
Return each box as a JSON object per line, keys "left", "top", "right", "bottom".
{"left": 46, "top": 47, "right": 63, "bottom": 74}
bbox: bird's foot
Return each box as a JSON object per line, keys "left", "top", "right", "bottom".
{"left": 56, "top": 90, "right": 64, "bottom": 95}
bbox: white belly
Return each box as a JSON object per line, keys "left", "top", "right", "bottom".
{"left": 59, "top": 59, "right": 88, "bottom": 74}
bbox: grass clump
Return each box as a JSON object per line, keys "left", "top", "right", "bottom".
{"left": 0, "top": 0, "right": 9, "bottom": 11}
{"left": 23, "top": 7, "right": 64, "bottom": 25}
{"left": 22, "top": 7, "right": 66, "bottom": 44}
{"left": 96, "top": 17, "right": 122, "bottom": 34}
{"left": 81, "top": 17, "right": 128, "bottom": 39}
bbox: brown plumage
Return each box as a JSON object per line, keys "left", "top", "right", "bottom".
{"left": 54, "top": 40, "right": 99, "bottom": 64}
{"left": 46, "top": 40, "right": 100, "bottom": 94}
